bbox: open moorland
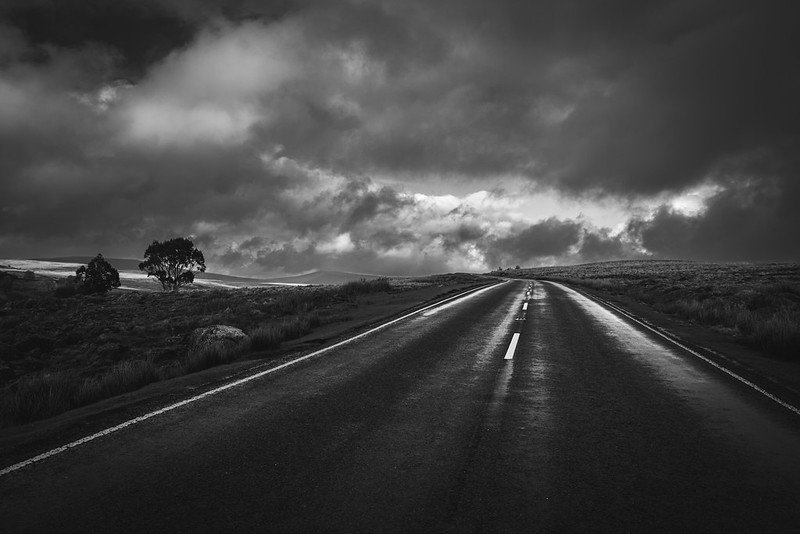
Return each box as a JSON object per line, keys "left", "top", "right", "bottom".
{"left": 493, "top": 260, "right": 800, "bottom": 360}
{"left": 0, "top": 268, "right": 491, "bottom": 428}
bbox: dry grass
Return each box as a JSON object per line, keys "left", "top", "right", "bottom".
{"left": 250, "top": 313, "right": 322, "bottom": 350}
{"left": 0, "top": 274, "right": 489, "bottom": 427}
{"left": 493, "top": 261, "right": 800, "bottom": 360}
{"left": 0, "top": 340, "right": 261, "bottom": 426}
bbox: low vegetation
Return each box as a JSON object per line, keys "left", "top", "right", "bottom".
{"left": 494, "top": 260, "right": 800, "bottom": 360}
{"left": 75, "top": 254, "right": 121, "bottom": 294}
{"left": 0, "top": 274, "right": 488, "bottom": 427}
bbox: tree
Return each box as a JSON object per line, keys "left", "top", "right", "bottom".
{"left": 139, "top": 237, "right": 206, "bottom": 291}
{"left": 76, "top": 254, "right": 121, "bottom": 293}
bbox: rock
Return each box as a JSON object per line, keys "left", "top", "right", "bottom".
{"left": 187, "top": 325, "right": 249, "bottom": 354}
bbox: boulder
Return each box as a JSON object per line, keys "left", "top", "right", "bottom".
{"left": 188, "top": 325, "right": 249, "bottom": 354}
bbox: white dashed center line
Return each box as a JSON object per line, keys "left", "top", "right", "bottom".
{"left": 504, "top": 333, "right": 521, "bottom": 360}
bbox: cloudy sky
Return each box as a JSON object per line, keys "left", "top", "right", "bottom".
{"left": 1, "top": 0, "right": 798, "bottom": 276}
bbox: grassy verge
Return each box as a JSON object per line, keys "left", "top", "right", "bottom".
{"left": 0, "top": 275, "right": 487, "bottom": 427}
{"left": 493, "top": 261, "right": 800, "bottom": 360}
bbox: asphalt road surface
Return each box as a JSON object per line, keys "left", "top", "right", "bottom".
{"left": 2, "top": 280, "right": 800, "bottom": 532}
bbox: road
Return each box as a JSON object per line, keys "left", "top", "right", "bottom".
{"left": 2, "top": 280, "right": 800, "bottom": 532}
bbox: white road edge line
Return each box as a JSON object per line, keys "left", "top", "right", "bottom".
{"left": 504, "top": 333, "right": 521, "bottom": 360}
{"left": 421, "top": 283, "right": 499, "bottom": 316}
{"left": 0, "top": 281, "right": 505, "bottom": 478}
{"left": 546, "top": 281, "right": 800, "bottom": 418}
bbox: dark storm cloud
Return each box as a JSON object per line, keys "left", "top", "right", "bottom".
{"left": 439, "top": 224, "right": 487, "bottom": 253}
{"left": 0, "top": 139, "right": 273, "bottom": 239}
{"left": 578, "top": 230, "right": 630, "bottom": 262}
{"left": 485, "top": 218, "right": 583, "bottom": 267}
{"left": 546, "top": 1, "right": 800, "bottom": 196}
{"left": 1, "top": 0, "right": 299, "bottom": 78}
{"left": 334, "top": 181, "right": 413, "bottom": 230}
{"left": 455, "top": 224, "right": 486, "bottom": 243}
{"left": 629, "top": 174, "right": 800, "bottom": 261}
{"left": 276, "top": 179, "right": 413, "bottom": 238}
{"left": 0, "top": 12, "right": 327, "bottom": 258}
{"left": 275, "top": 0, "right": 800, "bottom": 196}
{"left": 1, "top": 0, "right": 798, "bottom": 272}
{"left": 2, "top": 0, "right": 193, "bottom": 79}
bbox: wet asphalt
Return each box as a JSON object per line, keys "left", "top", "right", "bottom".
{"left": 2, "top": 280, "right": 800, "bottom": 532}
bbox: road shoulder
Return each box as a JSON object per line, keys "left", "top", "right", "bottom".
{"left": 562, "top": 283, "right": 800, "bottom": 414}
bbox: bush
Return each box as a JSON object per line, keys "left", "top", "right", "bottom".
{"left": 76, "top": 254, "right": 120, "bottom": 294}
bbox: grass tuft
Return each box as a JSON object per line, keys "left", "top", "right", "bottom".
{"left": 1, "top": 360, "right": 161, "bottom": 427}
{"left": 183, "top": 340, "right": 250, "bottom": 374}
{"left": 250, "top": 312, "right": 321, "bottom": 350}
{"left": 0, "top": 372, "right": 78, "bottom": 426}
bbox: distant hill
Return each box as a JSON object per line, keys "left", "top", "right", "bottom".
{"left": 35, "top": 257, "right": 270, "bottom": 285}
{"left": 36, "top": 256, "right": 142, "bottom": 271}
{"left": 263, "top": 270, "right": 387, "bottom": 285}
{"left": 35, "top": 258, "right": 384, "bottom": 286}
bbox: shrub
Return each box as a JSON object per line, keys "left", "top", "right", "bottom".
{"left": 75, "top": 254, "right": 121, "bottom": 294}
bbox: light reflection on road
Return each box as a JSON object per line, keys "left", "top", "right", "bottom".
{"left": 521, "top": 285, "right": 552, "bottom": 432}
{"left": 530, "top": 282, "right": 547, "bottom": 301}
{"left": 550, "top": 281, "right": 800, "bottom": 471}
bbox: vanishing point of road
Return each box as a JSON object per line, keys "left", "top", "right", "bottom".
{"left": 2, "top": 280, "right": 800, "bottom": 532}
